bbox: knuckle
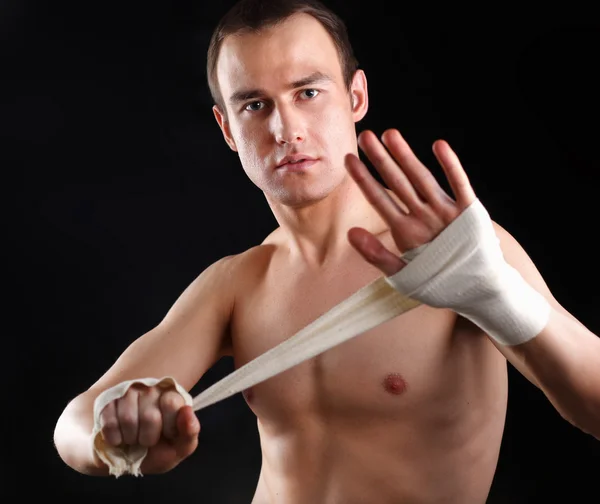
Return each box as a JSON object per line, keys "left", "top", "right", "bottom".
{"left": 406, "top": 199, "right": 427, "bottom": 217}
{"left": 118, "top": 409, "right": 137, "bottom": 427}
{"left": 100, "top": 404, "right": 118, "bottom": 428}
{"left": 124, "top": 387, "right": 140, "bottom": 401}
{"left": 129, "top": 383, "right": 146, "bottom": 393}
{"left": 100, "top": 404, "right": 114, "bottom": 422}
{"left": 139, "top": 407, "right": 162, "bottom": 427}
{"left": 439, "top": 205, "right": 459, "bottom": 224}
{"left": 420, "top": 208, "right": 442, "bottom": 229}
{"left": 389, "top": 212, "right": 406, "bottom": 227}
{"left": 101, "top": 416, "right": 119, "bottom": 433}
{"left": 421, "top": 169, "right": 436, "bottom": 184}
{"left": 146, "top": 385, "right": 161, "bottom": 399}
{"left": 137, "top": 384, "right": 159, "bottom": 398}
{"left": 159, "top": 390, "right": 184, "bottom": 412}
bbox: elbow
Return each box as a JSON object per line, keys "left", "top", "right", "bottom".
{"left": 559, "top": 395, "right": 600, "bottom": 441}
{"left": 579, "top": 400, "right": 600, "bottom": 441}
{"left": 53, "top": 396, "right": 108, "bottom": 476}
{"left": 576, "top": 382, "right": 600, "bottom": 440}
{"left": 53, "top": 409, "right": 82, "bottom": 473}
{"left": 570, "top": 418, "right": 600, "bottom": 442}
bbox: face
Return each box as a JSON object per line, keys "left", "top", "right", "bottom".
{"left": 213, "top": 13, "right": 368, "bottom": 208}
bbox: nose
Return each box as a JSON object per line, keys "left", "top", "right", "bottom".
{"left": 271, "top": 105, "right": 305, "bottom": 145}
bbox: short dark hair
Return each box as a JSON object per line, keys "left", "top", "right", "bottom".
{"left": 206, "top": 0, "right": 359, "bottom": 113}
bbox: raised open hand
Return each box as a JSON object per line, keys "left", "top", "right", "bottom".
{"left": 345, "top": 129, "right": 477, "bottom": 276}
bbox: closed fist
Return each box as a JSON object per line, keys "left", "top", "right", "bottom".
{"left": 99, "top": 384, "right": 200, "bottom": 473}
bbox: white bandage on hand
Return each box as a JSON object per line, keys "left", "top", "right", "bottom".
{"left": 91, "top": 376, "right": 192, "bottom": 477}
{"left": 385, "top": 199, "right": 552, "bottom": 346}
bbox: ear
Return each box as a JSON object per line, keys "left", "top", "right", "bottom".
{"left": 213, "top": 105, "right": 238, "bottom": 152}
{"left": 350, "top": 69, "right": 368, "bottom": 122}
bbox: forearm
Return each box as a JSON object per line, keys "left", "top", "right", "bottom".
{"left": 502, "top": 308, "right": 600, "bottom": 439}
{"left": 54, "top": 393, "right": 110, "bottom": 476}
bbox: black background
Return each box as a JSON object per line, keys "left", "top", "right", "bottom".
{"left": 3, "top": 0, "right": 599, "bottom": 502}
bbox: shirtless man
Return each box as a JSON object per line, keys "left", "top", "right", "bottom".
{"left": 53, "top": 0, "right": 600, "bottom": 502}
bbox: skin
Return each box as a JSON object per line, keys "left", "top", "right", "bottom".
{"left": 53, "top": 11, "right": 600, "bottom": 504}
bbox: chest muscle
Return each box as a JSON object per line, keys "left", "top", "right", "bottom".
{"left": 231, "top": 262, "right": 462, "bottom": 428}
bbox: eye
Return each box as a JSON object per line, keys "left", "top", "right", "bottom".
{"left": 244, "top": 101, "right": 265, "bottom": 112}
{"left": 300, "top": 89, "right": 319, "bottom": 100}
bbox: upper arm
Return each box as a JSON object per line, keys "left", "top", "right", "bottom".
{"left": 86, "top": 255, "right": 237, "bottom": 396}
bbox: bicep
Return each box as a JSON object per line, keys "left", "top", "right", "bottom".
{"left": 87, "top": 255, "right": 236, "bottom": 395}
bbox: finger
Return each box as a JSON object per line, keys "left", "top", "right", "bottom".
{"left": 380, "top": 129, "right": 455, "bottom": 211}
{"left": 432, "top": 140, "right": 476, "bottom": 208}
{"left": 173, "top": 406, "right": 200, "bottom": 458}
{"left": 357, "top": 130, "right": 423, "bottom": 212}
{"left": 137, "top": 386, "right": 162, "bottom": 447}
{"left": 116, "top": 387, "right": 139, "bottom": 445}
{"left": 99, "top": 401, "right": 122, "bottom": 447}
{"left": 348, "top": 227, "right": 405, "bottom": 277}
{"left": 179, "top": 405, "right": 200, "bottom": 439}
{"left": 345, "top": 153, "right": 406, "bottom": 224}
{"left": 159, "top": 389, "right": 186, "bottom": 440}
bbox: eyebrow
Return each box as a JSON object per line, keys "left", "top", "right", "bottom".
{"left": 229, "top": 71, "right": 333, "bottom": 104}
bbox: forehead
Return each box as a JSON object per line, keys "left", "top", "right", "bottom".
{"left": 216, "top": 13, "right": 343, "bottom": 99}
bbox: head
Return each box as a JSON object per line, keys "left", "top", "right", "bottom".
{"left": 208, "top": 0, "right": 369, "bottom": 208}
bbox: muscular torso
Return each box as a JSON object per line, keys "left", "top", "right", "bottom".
{"left": 226, "top": 231, "right": 508, "bottom": 504}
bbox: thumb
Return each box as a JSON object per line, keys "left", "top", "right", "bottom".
{"left": 173, "top": 405, "right": 200, "bottom": 457}
{"left": 348, "top": 227, "right": 405, "bottom": 277}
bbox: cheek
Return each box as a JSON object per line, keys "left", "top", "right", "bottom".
{"left": 234, "top": 123, "right": 266, "bottom": 163}
{"left": 315, "top": 104, "right": 356, "bottom": 157}
{"left": 230, "top": 122, "right": 272, "bottom": 186}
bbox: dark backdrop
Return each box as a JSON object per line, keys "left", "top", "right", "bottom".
{"left": 3, "top": 0, "right": 598, "bottom": 502}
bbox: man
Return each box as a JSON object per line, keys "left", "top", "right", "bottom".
{"left": 53, "top": 0, "right": 600, "bottom": 502}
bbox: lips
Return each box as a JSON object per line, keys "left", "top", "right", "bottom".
{"left": 277, "top": 159, "right": 318, "bottom": 172}
{"left": 276, "top": 154, "right": 317, "bottom": 168}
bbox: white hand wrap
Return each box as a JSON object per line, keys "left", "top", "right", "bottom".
{"left": 385, "top": 199, "right": 551, "bottom": 346}
{"left": 91, "top": 376, "right": 192, "bottom": 477}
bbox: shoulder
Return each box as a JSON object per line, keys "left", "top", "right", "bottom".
{"left": 201, "top": 226, "right": 283, "bottom": 278}
{"left": 163, "top": 242, "right": 280, "bottom": 329}
{"left": 215, "top": 228, "right": 284, "bottom": 287}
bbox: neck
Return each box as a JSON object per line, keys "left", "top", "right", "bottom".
{"left": 266, "top": 175, "right": 386, "bottom": 267}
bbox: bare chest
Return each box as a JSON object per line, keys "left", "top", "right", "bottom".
{"left": 229, "top": 257, "right": 489, "bottom": 429}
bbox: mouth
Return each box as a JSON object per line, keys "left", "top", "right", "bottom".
{"left": 276, "top": 156, "right": 318, "bottom": 172}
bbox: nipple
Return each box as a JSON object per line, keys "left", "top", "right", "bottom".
{"left": 242, "top": 387, "right": 254, "bottom": 403}
{"left": 383, "top": 373, "right": 407, "bottom": 395}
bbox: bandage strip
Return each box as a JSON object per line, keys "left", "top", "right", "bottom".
{"left": 93, "top": 280, "right": 420, "bottom": 477}
{"left": 192, "top": 278, "right": 421, "bottom": 411}
{"left": 194, "top": 199, "right": 552, "bottom": 410}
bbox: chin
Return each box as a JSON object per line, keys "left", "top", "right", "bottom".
{"left": 269, "top": 185, "right": 334, "bottom": 208}
{"left": 262, "top": 166, "right": 349, "bottom": 208}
